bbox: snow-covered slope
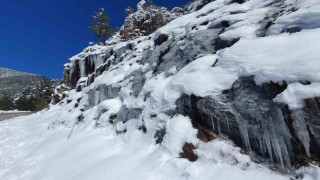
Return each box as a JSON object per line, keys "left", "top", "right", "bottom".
{"left": 1, "top": 0, "right": 320, "bottom": 179}
{"left": 0, "top": 109, "right": 298, "bottom": 180}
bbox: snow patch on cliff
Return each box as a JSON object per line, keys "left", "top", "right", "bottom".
{"left": 274, "top": 83, "right": 320, "bottom": 110}
{"left": 218, "top": 28, "right": 320, "bottom": 85}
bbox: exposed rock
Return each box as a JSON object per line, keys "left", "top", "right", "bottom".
{"left": 70, "top": 60, "right": 81, "bottom": 89}
{"left": 282, "top": 26, "right": 301, "bottom": 34}
{"left": 214, "top": 37, "right": 240, "bottom": 51}
{"left": 180, "top": 143, "right": 198, "bottom": 162}
{"left": 230, "top": 0, "right": 246, "bottom": 4}
{"left": 154, "top": 127, "right": 166, "bottom": 144}
{"left": 154, "top": 34, "right": 169, "bottom": 46}
{"left": 95, "top": 61, "right": 110, "bottom": 76}
{"left": 51, "top": 83, "right": 69, "bottom": 105}
{"left": 193, "top": 121, "right": 215, "bottom": 143}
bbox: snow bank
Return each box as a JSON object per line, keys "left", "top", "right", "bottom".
{"left": 274, "top": 83, "right": 320, "bottom": 110}
{"left": 154, "top": 0, "right": 272, "bottom": 40}
{"left": 142, "top": 54, "right": 237, "bottom": 112}
{"left": 162, "top": 115, "right": 198, "bottom": 154}
{"left": 170, "top": 55, "right": 238, "bottom": 97}
{"left": 296, "top": 165, "right": 320, "bottom": 180}
{"left": 0, "top": 110, "right": 293, "bottom": 180}
{"left": 0, "top": 110, "right": 31, "bottom": 114}
{"left": 218, "top": 28, "right": 320, "bottom": 85}
{"left": 267, "top": 0, "right": 320, "bottom": 35}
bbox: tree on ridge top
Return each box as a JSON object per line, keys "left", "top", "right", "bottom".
{"left": 89, "top": 8, "right": 113, "bottom": 45}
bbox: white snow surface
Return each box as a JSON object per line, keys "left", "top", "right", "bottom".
{"left": 218, "top": 28, "right": 320, "bottom": 85}
{"left": 142, "top": 55, "right": 237, "bottom": 112}
{"left": 274, "top": 83, "right": 320, "bottom": 110}
{"left": 0, "top": 110, "right": 294, "bottom": 180}
{"left": 0, "top": 110, "right": 31, "bottom": 114}
{"left": 267, "top": 0, "right": 320, "bottom": 35}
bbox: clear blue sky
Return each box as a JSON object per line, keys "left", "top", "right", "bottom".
{"left": 0, "top": 0, "right": 189, "bottom": 79}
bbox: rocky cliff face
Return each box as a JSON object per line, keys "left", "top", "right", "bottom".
{"left": 52, "top": 0, "right": 320, "bottom": 170}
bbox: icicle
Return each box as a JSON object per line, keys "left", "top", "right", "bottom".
{"left": 237, "top": 118, "right": 251, "bottom": 151}
{"left": 243, "top": 122, "right": 251, "bottom": 151}
{"left": 96, "top": 55, "right": 104, "bottom": 68}
{"left": 271, "top": 133, "right": 284, "bottom": 168}
{"left": 258, "top": 132, "right": 266, "bottom": 155}
{"left": 291, "top": 109, "right": 311, "bottom": 156}
{"left": 69, "top": 63, "right": 74, "bottom": 80}
{"left": 79, "top": 59, "right": 86, "bottom": 77}
{"left": 99, "top": 86, "right": 106, "bottom": 104}
{"left": 210, "top": 113, "right": 215, "bottom": 131}
{"left": 278, "top": 136, "right": 291, "bottom": 167}
{"left": 95, "top": 90, "right": 99, "bottom": 106}
{"left": 91, "top": 55, "right": 94, "bottom": 68}
{"left": 270, "top": 118, "right": 285, "bottom": 168}
{"left": 217, "top": 117, "right": 221, "bottom": 134}
{"left": 264, "top": 132, "right": 274, "bottom": 162}
{"left": 224, "top": 112, "right": 231, "bottom": 133}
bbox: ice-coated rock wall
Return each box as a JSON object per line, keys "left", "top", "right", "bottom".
{"left": 53, "top": 0, "right": 320, "bottom": 168}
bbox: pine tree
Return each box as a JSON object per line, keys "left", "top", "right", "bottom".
{"left": 0, "top": 93, "right": 14, "bottom": 110}
{"left": 89, "top": 8, "right": 113, "bottom": 45}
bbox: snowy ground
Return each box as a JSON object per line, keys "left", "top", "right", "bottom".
{"left": 0, "top": 111, "right": 288, "bottom": 180}
{"left": 0, "top": 109, "right": 319, "bottom": 180}
{"left": 0, "top": 110, "right": 31, "bottom": 114}
{"left": 0, "top": 112, "right": 33, "bottom": 121}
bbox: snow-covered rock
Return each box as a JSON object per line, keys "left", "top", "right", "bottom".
{"left": 1, "top": 0, "right": 320, "bottom": 179}
{"left": 56, "top": 0, "right": 320, "bottom": 169}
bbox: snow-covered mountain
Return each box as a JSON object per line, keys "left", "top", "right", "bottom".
{"left": 0, "top": 68, "right": 58, "bottom": 111}
{"left": 1, "top": 0, "right": 320, "bottom": 179}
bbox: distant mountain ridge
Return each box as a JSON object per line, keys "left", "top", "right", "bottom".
{"left": 0, "top": 68, "right": 38, "bottom": 78}
{"left": 0, "top": 67, "right": 58, "bottom": 111}
{"left": 0, "top": 67, "right": 49, "bottom": 98}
